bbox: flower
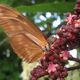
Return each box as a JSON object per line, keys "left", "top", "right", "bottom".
{"left": 47, "top": 63, "right": 58, "bottom": 73}
{"left": 74, "top": 19, "right": 80, "bottom": 27}
{"left": 65, "top": 13, "right": 76, "bottom": 24}
{"left": 59, "top": 51, "right": 70, "bottom": 60}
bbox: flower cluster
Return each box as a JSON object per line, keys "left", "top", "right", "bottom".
{"left": 30, "top": 1, "right": 80, "bottom": 80}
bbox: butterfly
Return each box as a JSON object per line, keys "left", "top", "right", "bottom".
{"left": 0, "top": 4, "right": 49, "bottom": 62}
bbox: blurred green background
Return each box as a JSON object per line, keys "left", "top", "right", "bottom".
{"left": 0, "top": 0, "right": 80, "bottom": 80}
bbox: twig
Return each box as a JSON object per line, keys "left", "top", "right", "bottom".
{"left": 67, "top": 65, "right": 80, "bottom": 71}
{"left": 69, "top": 57, "right": 80, "bottom": 63}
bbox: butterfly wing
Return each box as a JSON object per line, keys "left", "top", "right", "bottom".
{"left": 0, "top": 4, "right": 48, "bottom": 62}
{"left": 10, "top": 33, "right": 44, "bottom": 62}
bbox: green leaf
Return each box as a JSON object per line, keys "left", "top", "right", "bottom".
{"left": 16, "top": 2, "right": 75, "bottom": 13}
{"left": 0, "top": 0, "right": 14, "bottom": 5}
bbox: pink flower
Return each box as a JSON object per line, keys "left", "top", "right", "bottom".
{"left": 65, "top": 13, "right": 76, "bottom": 24}
{"left": 60, "top": 51, "right": 70, "bottom": 60}
{"left": 49, "top": 56, "right": 54, "bottom": 61}
{"left": 47, "top": 63, "right": 58, "bottom": 73}
{"left": 74, "top": 19, "right": 80, "bottom": 27}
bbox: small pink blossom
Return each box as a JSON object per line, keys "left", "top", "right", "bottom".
{"left": 65, "top": 13, "right": 76, "bottom": 24}
{"left": 60, "top": 51, "right": 70, "bottom": 60}
{"left": 47, "top": 63, "right": 58, "bottom": 73}
{"left": 49, "top": 56, "right": 54, "bottom": 61}
{"left": 74, "top": 19, "right": 80, "bottom": 27}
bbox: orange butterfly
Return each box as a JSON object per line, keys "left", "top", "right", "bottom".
{"left": 0, "top": 4, "right": 49, "bottom": 62}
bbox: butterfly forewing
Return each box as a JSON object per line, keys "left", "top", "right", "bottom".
{"left": 0, "top": 4, "right": 48, "bottom": 48}
{"left": 0, "top": 4, "right": 48, "bottom": 62}
{"left": 10, "top": 34, "right": 44, "bottom": 62}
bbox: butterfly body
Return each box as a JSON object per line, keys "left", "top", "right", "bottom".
{"left": 0, "top": 4, "right": 49, "bottom": 62}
